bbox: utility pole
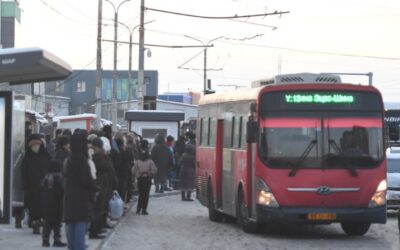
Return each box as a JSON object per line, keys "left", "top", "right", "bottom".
{"left": 128, "top": 29, "right": 133, "bottom": 110}
{"left": 115, "top": 20, "right": 154, "bottom": 110}
{"left": 94, "top": 0, "right": 103, "bottom": 129}
{"left": 105, "top": 0, "right": 131, "bottom": 131}
{"left": 112, "top": 8, "right": 118, "bottom": 132}
{"left": 203, "top": 48, "right": 207, "bottom": 94}
{"left": 184, "top": 35, "right": 224, "bottom": 94}
{"left": 137, "top": 0, "right": 145, "bottom": 110}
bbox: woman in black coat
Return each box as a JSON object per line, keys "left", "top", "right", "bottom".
{"left": 41, "top": 160, "right": 67, "bottom": 247}
{"left": 64, "top": 133, "right": 97, "bottom": 250}
{"left": 21, "top": 134, "right": 51, "bottom": 234}
{"left": 151, "top": 134, "right": 172, "bottom": 193}
{"left": 54, "top": 135, "right": 70, "bottom": 164}
{"left": 89, "top": 138, "right": 113, "bottom": 239}
{"left": 178, "top": 144, "right": 196, "bottom": 201}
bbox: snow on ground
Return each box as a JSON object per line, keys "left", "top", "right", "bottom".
{"left": 103, "top": 195, "right": 400, "bottom": 250}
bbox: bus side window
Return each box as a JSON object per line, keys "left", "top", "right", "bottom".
{"left": 209, "top": 118, "right": 216, "bottom": 146}
{"left": 241, "top": 117, "right": 248, "bottom": 149}
{"left": 200, "top": 118, "right": 209, "bottom": 146}
{"left": 233, "top": 116, "right": 242, "bottom": 148}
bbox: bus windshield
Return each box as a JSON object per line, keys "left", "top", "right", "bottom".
{"left": 260, "top": 119, "right": 384, "bottom": 170}
{"left": 259, "top": 90, "right": 384, "bottom": 170}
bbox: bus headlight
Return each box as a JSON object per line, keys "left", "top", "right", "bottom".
{"left": 368, "top": 179, "right": 387, "bottom": 208}
{"left": 256, "top": 179, "right": 279, "bottom": 207}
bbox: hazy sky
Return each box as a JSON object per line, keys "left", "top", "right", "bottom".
{"left": 18, "top": 0, "right": 400, "bottom": 102}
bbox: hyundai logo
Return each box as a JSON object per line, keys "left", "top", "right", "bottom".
{"left": 316, "top": 186, "right": 331, "bottom": 195}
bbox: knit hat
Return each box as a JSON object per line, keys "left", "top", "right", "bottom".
{"left": 92, "top": 137, "right": 103, "bottom": 150}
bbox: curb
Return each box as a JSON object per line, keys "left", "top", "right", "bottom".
{"left": 94, "top": 190, "right": 180, "bottom": 250}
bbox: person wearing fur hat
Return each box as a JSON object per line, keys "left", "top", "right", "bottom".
{"left": 21, "top": 134, "right": 51, "bottom": 234}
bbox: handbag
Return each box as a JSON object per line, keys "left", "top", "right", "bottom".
{"left": 109, "top": 191, "right": 124, "bottom": 220}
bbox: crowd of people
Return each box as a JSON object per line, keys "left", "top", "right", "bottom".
{"left": 18, "top": 124, "right": 197, "bottom": 249}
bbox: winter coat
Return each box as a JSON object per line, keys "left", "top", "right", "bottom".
{"left": 21, "top": 145, "right": 51, "bottom": 220}
{"left": 63, "top": 134, "right": 97, "bottom": 222}
{"left": 45, "top": 138, "right": 56, "bottom": 159}
{"left": 41, "top": 173, "right": 63, "bottom": 223}
{"left": 151, "top": 136, "right": 172, "bottom": 181}
{"left": 116, "top": 146, "right": 133, "bottom": 185}
{"left": 178, "top": 149, "right": 196, "bottom": 190}
{"left": 132, "top": 159, "right": 157, "bottom": 179}
{"left": 92, "top": 147, "right": 114, "bottom": 206}
{"left": 55, "top": 147, "right": 69, "bottom": 164}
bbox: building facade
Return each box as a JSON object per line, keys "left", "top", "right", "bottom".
{"left": 45, "top": 69, "right": 159, "bottom": 124}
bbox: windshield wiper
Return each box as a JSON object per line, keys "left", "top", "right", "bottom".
{"left": 288, "top": 139, "right": 317, "bottom": 177}
{"left": 341, "top": 157, "right": 358, "bottom": 177}
{"left": 328, "top": 139, "right": 341, "bottom": 154}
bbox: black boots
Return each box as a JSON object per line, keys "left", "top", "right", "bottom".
{"left": 53, "top": 239, "right": 67, "bottom": 247}
{"left": 43, "top": 238, "right": 67, "bottom": 247}
{"left": 42, "top": 239, "right": 50, "bottom": 247}
{"left": 32, "top": 220, "right": 41, "bottom": 234}
{"left": 181, "top": 191, "right": 194, "bottom": 201}
{"left": 136, "top": 207, "right": 148, "bottom": 215}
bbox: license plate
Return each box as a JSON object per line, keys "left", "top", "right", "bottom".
{"left": 307, "top": 213, "right": 336, "bottom": 220}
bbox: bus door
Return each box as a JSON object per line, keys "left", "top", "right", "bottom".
{"left": 221, "top": 114, "right": 236, "bottom": 215}
{"left": 214, "top": 119, "right": 224, "bottom": 209}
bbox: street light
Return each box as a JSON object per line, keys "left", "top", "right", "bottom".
{"left": 184, "top": 35, "right": 224, "bottom": 94}
{"left": 115, "top": 20, "right": 155, "bottom": 110}
{"left": 105, "top": 0, "right": 131, "bottom": 132}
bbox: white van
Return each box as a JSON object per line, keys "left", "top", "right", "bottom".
{"left": 386, "top": 146, "right": 400, "bottom": 210}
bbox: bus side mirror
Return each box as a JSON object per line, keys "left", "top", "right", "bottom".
{"left": 246, "top": 120, "right": 258, "bottom": 143}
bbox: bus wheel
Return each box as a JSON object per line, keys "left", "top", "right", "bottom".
{"left": 341, "top": 222, "right": 370, "bottom": 236}
{"left": 207, "top": 183, "right": 223, "bottom": 222}
{"left": 237, "top": 189, "right": 260, "bottom": 234}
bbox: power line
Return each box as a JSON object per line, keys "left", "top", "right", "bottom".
{"left": 228, "top": 19, "right": 277, "bottom": 30}
{"left": 39, "top": 0, "right": 96, "bottom": 26}
{"left": 145, "top": 7, "right": 289, "bottom": 19}
{"left": 221, "top": 40, "right": 400, "bottom": 61}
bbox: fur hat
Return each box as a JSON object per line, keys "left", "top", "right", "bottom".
{"left": 87, "top": 133, "right": 98, "bottom": 143}
{"left": 27, "top": 134, "right": 43, "bottom": 147}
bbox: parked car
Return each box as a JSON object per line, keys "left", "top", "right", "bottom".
{"left": 386, "top": 147, "right": 400, "bottom": 210}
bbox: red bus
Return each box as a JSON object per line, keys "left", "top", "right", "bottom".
{"left": 196, "top": 73, "right": 387, "bottom": 236}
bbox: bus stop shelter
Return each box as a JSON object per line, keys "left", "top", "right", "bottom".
{"left": 0, "top": 47, "right": 71, "bottom": 224}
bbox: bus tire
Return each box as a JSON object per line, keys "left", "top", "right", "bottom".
{"left": 207, "top": 182, "right": 223, "bottom": 222}
{"left": 237, "top": 188, "right": 260, "bottom": 234}
{"left": 341, "top": 222, "right": 370, "bottom": 236}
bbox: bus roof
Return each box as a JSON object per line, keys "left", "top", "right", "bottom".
{"left": 199, "top": 86, "right": 264, "bottom": 105}
{"left": 199, "top": 82, "right": 382, "bottom": 106}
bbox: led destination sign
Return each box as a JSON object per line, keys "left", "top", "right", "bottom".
{"left": 284, "top": 93, "right": 354, "bottom": 104}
